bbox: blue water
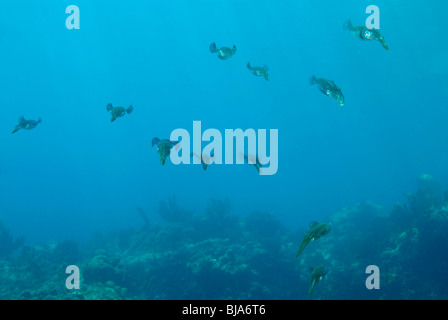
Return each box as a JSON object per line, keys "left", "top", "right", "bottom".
{"left": 1, "top": 0, "right": 447, "bottom": 299}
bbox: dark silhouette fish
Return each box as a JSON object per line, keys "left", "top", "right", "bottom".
{"left": 152, "top": 137, "right": 179, "bottom": 165}
{"left": 310, "top": 76, "right": 344, "bottom": 107}
{"left": 12, "top": 117, "right": 42, "bottom": 134}
{"left": 106, "top": 103, "right": 133, "bottom": 122}
{"left": 210, "top": 42, "right": 237, "bottom": 60}
{"left": 247, "top": 62, "right": 269, "bottom": 81}
{"left": 309, "top": 265, "right": 328, "bottom": 296}
{"left": 296, "top": 222, "right": 330, "bottom": 257}
{"left": 344, "top": 19, "right": 390, "bottom": 51}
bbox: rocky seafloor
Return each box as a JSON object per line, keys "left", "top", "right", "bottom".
{"left": 1, "top": 175, "right": 447, "bottom": 300}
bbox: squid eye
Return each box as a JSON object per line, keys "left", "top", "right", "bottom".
{"left": 326, "top": 90, "right": 334, "bottom": 97}
{"left": 363, "top": 30, "right": 372, "bottom": 38}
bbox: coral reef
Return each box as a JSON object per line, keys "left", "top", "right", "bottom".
{"left": 1, "top": 175, "right": 448, "bottom": 299}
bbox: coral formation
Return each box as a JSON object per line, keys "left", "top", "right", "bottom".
{"left": 1, "top": 175, "right": 448, "bottom": 299}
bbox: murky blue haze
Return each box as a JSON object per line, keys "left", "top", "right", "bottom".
{"left": 0, "top": 0, "right": 447, "bottom": 300}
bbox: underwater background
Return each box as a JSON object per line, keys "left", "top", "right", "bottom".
{"left": 0, "top": 0, "right": 447, "bottom": 299}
